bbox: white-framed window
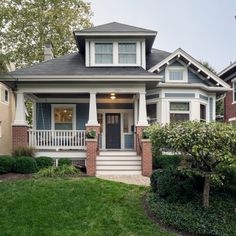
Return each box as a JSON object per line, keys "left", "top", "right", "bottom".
{"left": 0, "top": 121, "right": 2, "bottom": 138}
{"left": 91, "top": 41, "right": 140, "bottom": 66}
{"left": 95, "top": 43, "right": 113, "bottom": 64}
{"left": 233, "top": 82, "right": 236, "bottom": 103}
{"left": 52, "top": 105, "right": 76, "bottom": 130}
{"left": 169, "top": 102, "right": 190, "bottom": 122}
{"left": 200, "top": 104, "right": 206, "bottom": 122}
{"left": 166, "top": 66, "right": 188, "bottom": 82}
{"left": 1, "top": 87, "right": 9, "bottom": 103}
{"left": 118, "top": 43, "right": 136, "bottom": 64}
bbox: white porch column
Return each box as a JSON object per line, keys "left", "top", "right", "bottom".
{"left": 13, "top": 92, "right": 28, "bottom": 126}
{"left": 137, "top": 92, "right": 148, "bottom": 126}
{"left": 86, "top": 92, "right": 98, "bottom": 125}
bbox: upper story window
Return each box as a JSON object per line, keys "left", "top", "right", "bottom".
{"left": 233, "top": 82, "right": 236, "bottom": 102}
{"left": 1, "top": 87, "right": 9, "bottom": 104}
{"left": 166, "top": 66, "right": 188, "bottom": 83}
{"left": 118, "top": 43, "right": 136, "bottom": 64}
{"left": 89, "top": 40, "right": 143, "bottom": 67}
{"left": 95, "top": 43, "right": 113, "bottom": 64}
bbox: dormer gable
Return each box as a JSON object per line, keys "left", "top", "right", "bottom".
{"left": 73, "top": 22, "right": 157, "bottom": 69}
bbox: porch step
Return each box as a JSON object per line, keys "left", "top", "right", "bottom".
{"left": 99, "top": 151, "right": 137, "bottom": 156}
{"left": 96, "top": 151, "right": 142, "bottom": 175}
{"left": 96, "top": 170, "right": 142, "bottom": 175}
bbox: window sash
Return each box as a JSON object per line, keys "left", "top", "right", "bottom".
{"left": 200, "top": 104, "right": 206, "bottom": 121}
{"left": 169, "top": 70, "right": 184, "bottom": 81}
{"left": 95, "top": 43, "right": 113, "bottom": 64}
{"left": 170, "top": 102, "right": 189, "bottom": 112}
{"left": 54, "top": 107, "right": 73, "bottom": 130}
{"left": 118, "top": 43, "right": 136, "bottom": 64}
{"left": 234, "top": 83, "right": 236, "bottom": 102}
{"left": 170, "top": 113, "right": 190, "bottom": 122}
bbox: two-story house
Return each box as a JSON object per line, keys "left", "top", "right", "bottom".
{"left": 219, "top": 62, "right": 236, "bottom": 122}
{"left": 0, "top": 22, "right": 230, "bottom": 176}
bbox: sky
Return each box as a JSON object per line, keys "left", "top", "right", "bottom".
{"left": 88, "top": 0, "right": 236, "bottom": 73}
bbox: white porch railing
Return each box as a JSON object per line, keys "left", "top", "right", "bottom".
{"left": 29, "top": 130, "right": 86, "bottom": 150}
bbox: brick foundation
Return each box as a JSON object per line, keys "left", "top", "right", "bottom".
{"left": 141, "top": 139, "right": 152, "bottom": 177}
{"left": 12, "top": 126, "right": 29, "bottom": 150}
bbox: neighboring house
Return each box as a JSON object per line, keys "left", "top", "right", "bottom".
{"left": 219, "top": 62, "right": 236, "bottom": 122}
{"left": 0, "top": 22, "right": 230, "bottom": 176}
{"left": 0, "top": 83, "right": 15, "bottom": 156}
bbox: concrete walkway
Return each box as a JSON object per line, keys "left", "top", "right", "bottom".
{"left": 97, "top": 175, "right": 150, "bottom": 186}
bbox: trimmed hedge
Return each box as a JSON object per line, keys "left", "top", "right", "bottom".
{"left": 15, "top": 157, "right": 38, "bottom": 174}
{"left": 0, "top": 156, "right": 15, "bottom": 174}
{"left": 58, "top": 159, "right": 72, "bottom": 166}
{"left": 36, "top": 157, "right": 53, "bottom": 169}
{"left": 150, "top": 169, "right": 203, "bottom": 202}
{"left": 153, "top": 154, "right": 181, "bottom": 170}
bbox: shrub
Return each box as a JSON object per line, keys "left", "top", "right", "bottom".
{"left": 86, "top": 129, "right": 96, "bottom": 139}
{"left": 12, "top": 146, "right": 35, "bottom": 157}
{"left": 34, "top": 165, "right": 81, "bottom": 178}
{"left": 147, "top": 193, "right": 236, "bottom": 236}
{"left": 15, "top": 157, "right": 38, "bottom": 174}
{"left": 0, "top": 156, "right": 15, "bottom": 174}
{"left": 58, "top": 158, "right": 72, "bottom": 166}
{"left": 153, "top": 155, "right": 181, "bottom": 170}
{"left": 150, "top": 169, "right": 199, "bottom": 202}
{"left": 35, "top": 157, "right": 53, "bottom": 169}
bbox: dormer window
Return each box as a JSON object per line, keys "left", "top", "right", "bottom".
{"left": 88, "top": 40, "right": 143, "bottom": 67}
{"left": 118, "top": 43, "right": 136, "bottom": 64}
{"left": 95, "top": 43, "right": 113, "bottom": 64}
{"left": 165, "top": 66, "right": 188, "bottom": 82}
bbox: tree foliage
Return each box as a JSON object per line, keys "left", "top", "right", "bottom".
{"left": 147, "top": 121, "right": 236, "bottom": 207}
{"left": 0, "top": 0, "right": 93, "bottom": 68}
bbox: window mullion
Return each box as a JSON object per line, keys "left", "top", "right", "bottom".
{"left": 113, "top": 42, "right": 118, "bottom": 65}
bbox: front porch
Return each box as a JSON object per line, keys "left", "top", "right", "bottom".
{"left": 12, "top": 83, "right": 152, "bottom": 176}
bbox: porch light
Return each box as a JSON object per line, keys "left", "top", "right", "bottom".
{"left": 110, "top": 93, "right": 116, "bottom": 100}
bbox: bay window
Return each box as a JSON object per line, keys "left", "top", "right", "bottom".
{"left": 169, "top": 102, "right": 190, "bottom": 122}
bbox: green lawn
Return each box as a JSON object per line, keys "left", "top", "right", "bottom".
{"left": 0, "top": 178, "right": 174, "bottom": 236}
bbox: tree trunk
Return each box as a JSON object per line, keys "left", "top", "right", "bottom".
{"left": 203, "top": 175, "right": 210, "bottom": 207}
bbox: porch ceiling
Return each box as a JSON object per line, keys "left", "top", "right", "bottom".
{"left": 33, "top": 93, "right": 135, "bottom": 99}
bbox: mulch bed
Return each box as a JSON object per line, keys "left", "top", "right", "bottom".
{"left": 0, "top": 173, "right": 32, "bottom": 182}
{"left": 142, "top": 195, "right": 196, "bottom": 236}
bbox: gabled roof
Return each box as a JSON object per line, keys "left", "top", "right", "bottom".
{"left": 74, "top": 22, "right": 157, "bottom": 34}
{"left": 218, "top": 61, "right": 236, "bottom": 82}
{"left": 148, "top": 48, "right": 230, "bottom": 89}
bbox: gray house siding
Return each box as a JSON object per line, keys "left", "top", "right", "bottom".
{"left": 36, "top": 103, "right": 51, "bottom": 130}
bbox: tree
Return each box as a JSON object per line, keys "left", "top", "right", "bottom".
{"left": 0, "top": 54, "right": 8, "bottom": 73}
{"left": 0, "top": 0, "right": 93, "bottom": 68}
{"left": 147, "top": 121, "right": 236, "bottom": 207}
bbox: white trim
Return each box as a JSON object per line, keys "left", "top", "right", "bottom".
{"left": 1, "top": 75, "right": 161, "bottom": 81}
{"left": 233, "top": 82, "right": 236, "bottom": 103}
{"left": 148, "top": 48, "right": 230, "bottom": 89}
{"left": 228, "top": 117, "right": 236, "bottom": 122}
{"left": 51, "top": 104, "right": 76, "bottom": 130}
{"left": 74, "top": 32, "right": 157, "bottom": 36}
{"left": 165, "top": 66, "right": 188, "bottom": 83}
{"left": 89, "top": 40, "right": 142, "bottom": 67}
{"left": 156, "top": 82, "right": 231, "bottom": 92}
